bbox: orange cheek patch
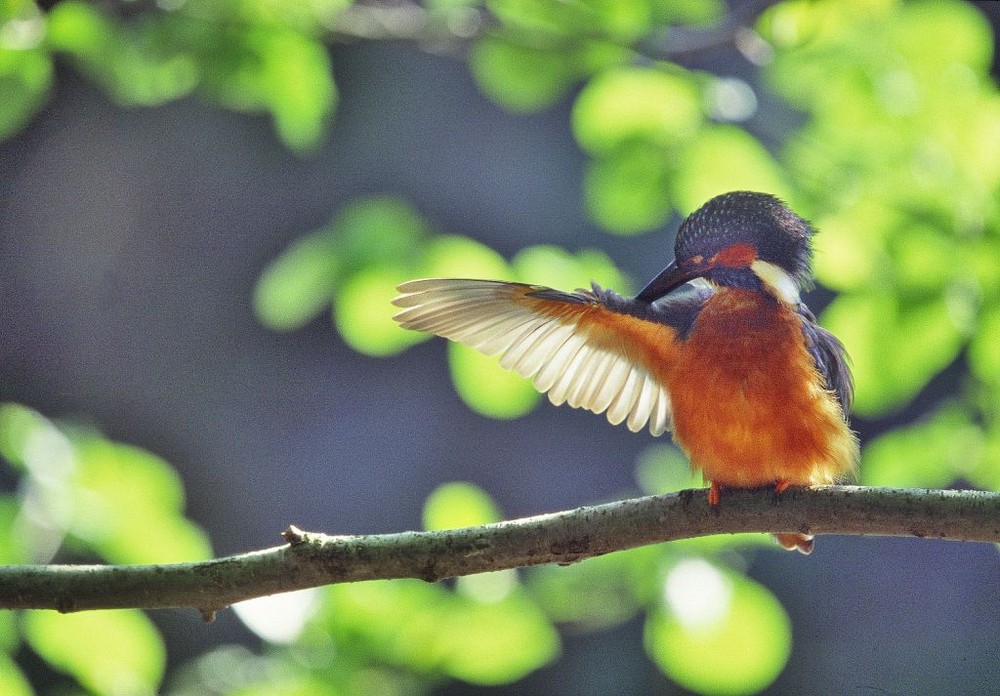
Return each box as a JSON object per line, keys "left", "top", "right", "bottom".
{"left": 713, "top": 242, "right": 757, "bottom": 268}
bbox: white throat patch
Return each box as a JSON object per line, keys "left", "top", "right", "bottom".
{"left": 750, "top": 260, "right": 801, "bottom": 305}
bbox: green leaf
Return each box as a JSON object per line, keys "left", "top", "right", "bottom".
{"left": 254, "top": 230, "right": 340, "bottom": 332}
{"left": 634, "top": 443, "right": 701, "bottom": 495}
{"left": 886, "top": 223, "right": 956, "bottom": 295}
{"left": 419, "top": 235, "right": 511, "bottom": 280}
{"left": 0, "top": 498, "right": 27, "bottom": 564}
{"left": 511, "top": 245, "right": 628, "bottom": 293}
{"left": 584, "top": 143, "right": 673, "bottom": 234}
{"left": 324, "top": 580, "right": 451, "bottom": 674}
{"left": 45, "top": 1, "right": 115, "bottom": 59}
{"left": 0, "top": 402, "right": 51, "bottom": 470}
{"left": 528, "top": 548, "right": 653, "bottom": 630}
{"left": 889, "top": 0, "right": 994, "bottom": 75}
{"left": 334, "top": 196, "right": 428, "bottom": 267}
{"left": 49, "top": 4, "right": 198, "bottom": 107}
{"left": 811, "top": 202, "right": 897, "bottom": 293}
{"left": 255, "top": 28, "right": 336, "bottom": 150}
{"left": 651, "top": 0, "right": 724, "bottom": 25}
{"left": 0, "top": 611, "right": 19, "bottom": 656}
{"left": 469, "top": 36, "right": 575, "bottom": 112}
{"left": 333, "top": 264, "right": 424, "bottom": 357}
{"left": 448, "top": 343, "right": 541, "bottom": 419}
{"left": 0, "top": 653, "right": 32, "bottom": 696}
{"left": 969, "top": 305, "right": 1000, "bottom": 386}
{"left": 437, "top": 591, "right": 560, "bottom": 685}
{"left": 572, "top": 67, "right": 702, "bottom": 154}
{"left": 646, "top": 560, "right": 791, "bottom": 695}
{"left": 487, "top": 0, "right": 651, "bottom": 42}
{"left": 821, "top": 293, "right": 965, "bottom": 416}
{"left": 325, "top": 579, "right": 558, "bottom": 685}
{"left": 24, "top": 610, "right": 165, "bottom": 694}
{"left": 423, "top": 481, "right": 503, "bottom": 530}
{"left": 72, "top": 438, "right": 211, "bottom": 563}
{"left": 862, "top": 404, "right": 983, "bottom": 488}
{"left": 0, "top": 34, "right": 52, "bottom": 139}
{"left": 672, "top": 126, "right": 789, "bottom": 215}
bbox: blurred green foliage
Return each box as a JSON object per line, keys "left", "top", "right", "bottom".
{"left": 2, "top": 0, "right": 341, "bottom": 149}
{"left": 0, "top": 403, "right": 203, "bottom": 693}
{"left": 3, "top": 0, "right": 999, "bottom": 694}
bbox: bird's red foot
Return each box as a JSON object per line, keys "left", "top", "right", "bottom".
{"left": 708, "top": 481, "right": 721, "bottom": 507}
{"left": 774, "top": 479, "right": 792, "bottom": 494}
{"left": 774, "top": 533, "right": 814, "bottom": 555}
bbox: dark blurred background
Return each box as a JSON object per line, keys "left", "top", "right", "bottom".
{"left": 1, "top": 2, "right": 999, "bottom": 694}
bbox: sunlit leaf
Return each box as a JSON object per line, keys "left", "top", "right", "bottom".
{"left": 45, "top": 1, "right": 115, "bottom": 59}
{"left": 889, "top": 0, "right": 994, "bottom": 74}
{"left": 469, "top": 36, "right": 574, "bottom": 112}
{"left": 255, "top": 28, "right": 336, "bottom": 150}
{"left": 487, "top": 0, "right": 650, "bottom": 42}
{"left": 24, "top": 610, "right": 165, "bottom": 695}
{"left": 335, "top": 196, "right": 428, "bottom": 271}
{"left": 325, "top": 578, "right": 557, "bottom": 685}
{"left": 652, "top": 0, "right": 724, "bottom": 25}
{"left": 646, "top": 561, "right": 791, "bottom": 695}
{"left": 0, "top": 402, "right": 51, "bottom": 470}
{"left": 437, "top": 592, "right": 560, "bottom": 685}
{"left": 887, "top": 224, "right": 956, "bottom": 295}
{"left": 423, "top": 481, "right": 503, "bottom": 530}
{"left": 334, "top": 264, "right": 425, "bottom": 357}
{"left": 528, "top": 547, "right": 654, "bottom": 630}
{"left": 48, "top": 3, "right": 197, "bottom": 106}
{"left": 584, "top": 144, "right": 673, "bottom": 234}
{"left": 254, "top": 230, "right": 340, "bottom": 332}
{"left": 72, "top": 438, "right": 212, "bottom": 563}
{"left": 969, "top": 305, "right": 1000, "bottom": 386}
{"left": 0, "top": 498, "right": 26, "bottom": 564}
{"left": 0, "top": 44, "right": 52, "bottom": 140}
{"left": 811, "top": 202, "right": 897, "bottom": 293}
{"left": 0, "top": 653, "right": 32, "bottom": 696}
{"left": 672, "top": 126, "right": 789, "bottom": 215}
{"left": 325, "top": 580, "right": 448, "bottom": 673}
{"left": 511, "top": 245, "right": 628, "bottom": 293}
{"left": 0, "top": 611, "right": 19, "bottom": 653}
{"left": 168, "top": 645, "right": 335, "bottom": 696}
{"left": 448, "top": 343, "right": 541, "bottom": 419}
{"left": 862, "top": 404, "right": 983, "bottom": 488}
{"left": 978, "top": 424, "right": 1000, "bottom": 491}
{"left": 420, "top": 234, "right": 511, "bottom": 280}
{"left": 634, "top": 443, "right": 701, "bottom": 495}
{"left": 821, "top": 293, "right": 965, "bottom": 416}
{"left": 572, "top": 67, "right": 701, "bottom": 153}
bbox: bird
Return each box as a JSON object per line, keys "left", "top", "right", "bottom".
{"left": 392, "top": 191, "right": 859, "bottom": 554}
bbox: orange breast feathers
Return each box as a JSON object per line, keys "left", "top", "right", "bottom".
{"left": 667, "top": 289, "right": 858, "bottom": 489}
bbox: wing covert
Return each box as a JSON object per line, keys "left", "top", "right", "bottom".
{"left": 392, "top": 278, "right": 682, "bottom": 436}
{"left": 798, "top": 303, "right": 854, "bottom": 413}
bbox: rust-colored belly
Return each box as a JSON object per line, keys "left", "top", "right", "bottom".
{"left": 666, "top": 289, "right": 857, "bottom": 487}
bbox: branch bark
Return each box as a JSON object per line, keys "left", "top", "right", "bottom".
{"left": 1, "top": 486, "right": 997, "bottom": 615}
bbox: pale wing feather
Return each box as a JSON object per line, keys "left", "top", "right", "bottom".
{"left": 394, "top": 279, "right": 673, "bottom": 436}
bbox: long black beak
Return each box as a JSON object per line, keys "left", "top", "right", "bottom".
{"left": 635, "top": 259, "right": 703, "bottom": 302}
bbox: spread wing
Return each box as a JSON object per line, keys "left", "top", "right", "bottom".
{"left": 393, "top": 278, "right": 697, "bottom": 436}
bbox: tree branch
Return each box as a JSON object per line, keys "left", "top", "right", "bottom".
{"left": 1, "top": 486, "right": 996, "bottom": 615}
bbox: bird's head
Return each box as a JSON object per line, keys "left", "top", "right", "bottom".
{"left": 636, "top": 191, "right": 814, "bottom": 305}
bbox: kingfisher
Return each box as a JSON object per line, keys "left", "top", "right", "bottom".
{"left": 392, "top": 191, "right": 859, "bottom": 554}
